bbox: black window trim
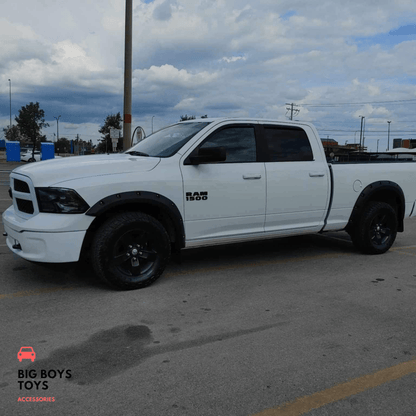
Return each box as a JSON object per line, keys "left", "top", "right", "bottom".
{"left": 184, "top": 123, "right": 263, "bottom": 165}
{"left": 258, "top": 124, "right": 314, "bottom": 163}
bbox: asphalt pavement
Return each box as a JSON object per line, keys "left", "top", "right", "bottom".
{"left": 0, "top": 162, "right": 415, "bottom": 416}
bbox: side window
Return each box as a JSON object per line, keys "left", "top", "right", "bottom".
{"left": 199, "top": 126, "right": 257, "bottom": 163}
{"left": 264, "top": 126, "right": 313, "bottom": 162}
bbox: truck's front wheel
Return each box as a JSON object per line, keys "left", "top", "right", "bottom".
{"left": 91, "top": 212, "right": 171, "bottom": 290}
{"left": 350, "top": 201, "right": 398, "bottom": 254}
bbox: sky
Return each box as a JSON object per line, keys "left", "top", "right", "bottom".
{"left": 1, "top": 0, "right": 416, "bottom": 151}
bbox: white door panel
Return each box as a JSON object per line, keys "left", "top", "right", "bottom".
{"left": 181, "top": 163, "right": 266, "bottom": 240}
{"left": 265, "top": 161, "right": 329, "bottom": 232}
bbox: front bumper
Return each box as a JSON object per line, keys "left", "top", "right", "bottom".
{"left": 3, "top": 206, "right": 87, "bottom": 263}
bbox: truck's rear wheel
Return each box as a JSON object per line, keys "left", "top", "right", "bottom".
{"left": 91, "top": 212, "right": 171, "bottom": 290}
{"left": 350, "top": 201, "right": 397, "bottom": 254}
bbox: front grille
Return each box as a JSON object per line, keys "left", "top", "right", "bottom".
{"left": 14, "top": 179, "right": 30, "bottom": 193}
{"left": 16, "top": 199, "right": 34, "bottom": 214}
{"left": 11, "top": 174, "right": 37, "bottom": 218}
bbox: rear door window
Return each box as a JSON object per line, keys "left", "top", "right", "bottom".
{"left": 263, "top": 126, "right": 313, "bottom": 162}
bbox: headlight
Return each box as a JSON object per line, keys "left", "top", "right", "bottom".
{"left": 35, "top": 188, "right": 90, "bottom": 214}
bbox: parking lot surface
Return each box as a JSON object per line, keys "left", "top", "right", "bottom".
{"left": 0, "top": 162, "right": 415, "bottom": 415}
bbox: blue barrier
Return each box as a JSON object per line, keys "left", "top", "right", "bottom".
{"left": 41, "top": 143, "right": 55, "bottom": 161}
{"left": 6, "top": 142, "right": 20, "bottom": 162}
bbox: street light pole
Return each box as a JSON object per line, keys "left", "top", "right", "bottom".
{"left": 362, "top": 117, "right": 366, "bottom": 150}
{"left": 123, "top": 0, "right": 133, "bottom": 151}
{"left": 359, "top": 116, "right": 365, "bottom": 151}
{"left": 54, "top": 115, "right": 61, "bottom": 142}
{"left": 8, "top": 79, "right": 12, "bottom": 128}
{"left": 387, "top": 120, "right": 391, "bottom": 151}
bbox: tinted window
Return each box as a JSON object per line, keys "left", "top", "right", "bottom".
{"left": 199, "top": 126, "right": 256, "bottom": 163}
{"left": 264, "top": 126, "right": 313, "bottom": 162}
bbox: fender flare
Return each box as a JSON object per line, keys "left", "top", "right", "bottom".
{"left": 347, "top": 181, "right": 405, "bottom": 232}
{"left": 86, "top": 191, "right": 185, "bottom": 248}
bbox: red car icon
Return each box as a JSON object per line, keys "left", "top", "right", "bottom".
{"left": 18, "top": 346, "right": 36, "bottom": 362}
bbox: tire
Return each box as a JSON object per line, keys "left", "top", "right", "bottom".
{"left": 91, "top": 212, "right": 171, "bottom": 290}
{"left": 28, "top": 157, "right": 36, "bottom": 163}
{"left": 350, "top": 201, "right": 398, "bottom": 254}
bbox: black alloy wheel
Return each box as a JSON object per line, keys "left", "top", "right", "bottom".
{"left": 350, "top": 201, "right": 398, "bottom": 254}
{"left": 91, "top": 212, "right": 171, "bottom": 290}
{"left": 369, "top": 212, "right": 392, "bottom": 248}
{"left": 111, "top": 229, "right": 157, "bottom": 277}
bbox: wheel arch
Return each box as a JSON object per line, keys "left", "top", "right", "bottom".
{"left": 81, "top": 191, "right": 185, "bottom": 258}
{"left": 347, "top": 181, "right": 405, "bottom": 233}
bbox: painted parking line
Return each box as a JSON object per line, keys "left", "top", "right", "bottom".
{"left": 390, "top": 245, "right": 416, "bottom": 257}
{"left": 391, "top": 244, "right": 416, "bottom": 250}
{"left": 0, "top": 253, "right": 352, "bottom": 300}
{"left": 315, "top": 234, "right": 351, "bottom": 243}
{"left": 165, "top": 243, "right": 416, "bottom": 279}
{"left": 165, "top": 252, "right": 352, "bottom": 278}
{"left": 1, "top": 244, "right": 413, "bottom": 299}
{"left": 0, "top": 286, "right": 82, "bottom": 300}
{"left": 392, "top": 250, "right": 416, "bottom": 257}
{"left": 252, "top": 358, "right": 416, "bottom": 416}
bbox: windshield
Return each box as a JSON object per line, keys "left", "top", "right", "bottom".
{"left": 126, "top": 122, "right": 211, "bottom": 157}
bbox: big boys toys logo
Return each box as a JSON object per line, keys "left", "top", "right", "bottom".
{"left": 17, "top": 346, "right": 72, "bottom": 391}
{"left": 18, "top": 346, "right": 36, "bottom": 362}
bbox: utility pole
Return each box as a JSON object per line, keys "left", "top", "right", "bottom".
{"left": 362, "top": 117, "right": 366, "bottom": 151}
{"left": 8, "top": 79, "right": 12, "bottom": 128}
{"left": 285, "top": 103, "right": 300, "bottom": 120}
{"left": 387, "top": 120, "right": 391, "bottom": 151}
{"left": 54, "top": 115, "right": 61, "bottom": 143}
{"left": 123, "top": 0, "right": 133, "bottom": 151}
{"left": 359, "top": 116, "right": 365, "bottom": 151}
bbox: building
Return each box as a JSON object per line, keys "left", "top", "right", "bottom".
{"left": 393, "top": 138, "right": 416, "bottom": 149}
{"left": 321, "top": 138, "right": 364, "bottom": 158}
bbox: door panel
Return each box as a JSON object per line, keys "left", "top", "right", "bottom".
{"left": 262, "top": 125, "right": 329, "bottom": 233}
{"left": 181, "top": 163, "right": 266, "bottom": 240}
{"left": 265, "top": 161, "right": 328, "bottom": 232}
{"left": 180, "top": 124, "right": 266, "bottom": 242}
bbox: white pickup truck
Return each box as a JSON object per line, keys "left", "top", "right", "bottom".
{"left": 3, "top": 118, "right": 416, "bottom": 289}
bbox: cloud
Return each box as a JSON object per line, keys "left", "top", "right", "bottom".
{"left": 153, "top": 0, "right": 175, "bottom": 21}
{"left": 221, "top": 56, "right": 247, "bottom": 63}
{"left": 134, "top": 64, "right": 218, "bottom": 89}
{"left": 2, "top": 0, "right": 416, "bottom": 151}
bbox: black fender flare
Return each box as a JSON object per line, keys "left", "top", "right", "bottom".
{"left": 347, "top": 181, "right": 405, "bottom": 232}
{"left": 86, "top": 191, "right": 185, "bottom": 249}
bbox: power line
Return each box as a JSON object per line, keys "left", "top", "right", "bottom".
{"left": 316, "top": 128, "right": 416, "bottom": 133}
{"left": 300, "top": 99, "right": 416, "bottom": 107}
{"left": 367, "top": 120, "right": 416, "bottom": 123}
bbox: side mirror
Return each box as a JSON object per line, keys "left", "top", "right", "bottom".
{"left": 185, "top": 146, "right": 226, "bottom": 165}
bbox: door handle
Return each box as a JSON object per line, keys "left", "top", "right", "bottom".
{"left": 243, "top": 174, "right": 262, "bottom": 180}
{"left": 309, "top": 172, "right": 325, "bottom": 177}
